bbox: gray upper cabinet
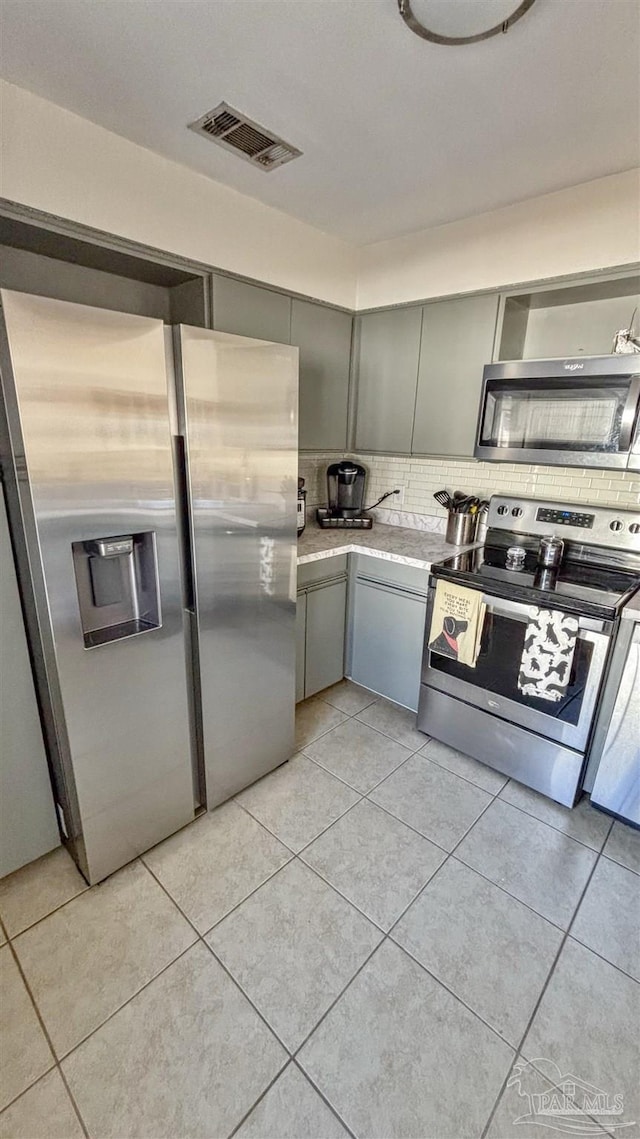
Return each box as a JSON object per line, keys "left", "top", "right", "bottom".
{"left": 211, "top": 274, "right": 291, "bottom": 343}
{"left": 412, "top": 293, "right": 499, "bottom": 457}
{"left": 354, "top": 306, "right": 423, "bottom": 453}
{"left": 291, "top": 300, "right": 352, "bottom": 450}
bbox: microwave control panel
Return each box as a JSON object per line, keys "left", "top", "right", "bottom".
{"left": 536, "top": 508, "right": 594, "bottom": 529}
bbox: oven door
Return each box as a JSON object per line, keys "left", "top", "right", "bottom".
{"left": 422, "top": 584, "right": 611, "bottom": 752}
{"left": 474, "top": 371, "right": 640, "bottom": 469}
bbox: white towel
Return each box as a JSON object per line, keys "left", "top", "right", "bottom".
{"left": 518, "top": 607, "right": 578, "bottom": 703}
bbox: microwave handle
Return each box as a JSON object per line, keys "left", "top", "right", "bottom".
{"left": 619, "top": 374, "right": 640, "bottom": 451}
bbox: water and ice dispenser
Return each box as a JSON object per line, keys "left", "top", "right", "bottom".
{"left": 72, "top": 531, "right": 161, "bottom": 648}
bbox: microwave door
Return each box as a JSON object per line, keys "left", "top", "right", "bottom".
{"left": 475, "top": 371, "right": 640, "bottom": 470}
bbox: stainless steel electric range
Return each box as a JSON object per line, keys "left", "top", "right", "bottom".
{"left": 417, "top": 496, "right": 640, "bottom": 807}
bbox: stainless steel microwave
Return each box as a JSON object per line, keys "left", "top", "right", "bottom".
{"left": 475, "top": 355, "right": 640, "bottom": 470}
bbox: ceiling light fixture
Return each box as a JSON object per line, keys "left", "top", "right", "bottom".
{"left": 397, "top": 0, "right": 537, "bottom": 45}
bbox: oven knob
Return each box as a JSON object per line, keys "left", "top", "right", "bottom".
{"left": 630, "top": 523, "right": 640, "bottom": 534}
{"left": 609, "top": 520, "right": 624, "bottom": 532}
{"left": 497, "top": 505, "right": 509, "bottom": 515}
{"left": 511, "top": 507, "right": 523, "bottom": 517}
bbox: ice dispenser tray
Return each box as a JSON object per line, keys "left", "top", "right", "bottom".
{"left": 72, "top": 531, "right": 161, "bottom": 648}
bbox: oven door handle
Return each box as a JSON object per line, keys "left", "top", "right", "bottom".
{"left": 482, "top": 594, "right": 608, "bottom": 634}
{"left": 619, "top": 374, "right": 640, "bottom": 452}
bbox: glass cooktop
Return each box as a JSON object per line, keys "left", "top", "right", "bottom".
{"left": 432, "top": 545, "right": 640, "bottom": 619}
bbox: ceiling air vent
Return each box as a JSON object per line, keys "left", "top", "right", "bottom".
{"left": 188, "top": 102, "right": 302, "bottom": 171}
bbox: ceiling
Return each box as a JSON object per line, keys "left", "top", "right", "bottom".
{"left": 1, "top": 0, "right": 638, "bottom": 245}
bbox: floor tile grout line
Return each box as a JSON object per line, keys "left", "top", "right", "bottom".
{"left": 141, "top": 858, "right": 296, "bottom": 1061}
{"left": 387, "top": 936, "right": 521, "bottom": 1054}
{"left": 514, "top": 841, "right": 630, "bottom": 1132}
{"left": 292, "top": 797, "right": 370, "bottom": 862}
{"left": 565, "top": 932, "right": 640, "bottom": 987}
{"left": 291, "top": 1057, "right": 359, "bottom": 1139}
{"left": 448, "top": 851, "right": 568, "bottom": 933}
{"left": 479, "top": 844, "right": 606, "bottom": 1139}
{"left": 350, "top": 713, "right": 431, "bottom": 756}
{"left": 301, "top": 707, "right": 422, "bottom": 759}
{"left": 402, "top": 746, "right": 509, "bottom": 797}
{"left": 291, "top": 937, "right": 384, "bottom": 1063}
{"left": 601, "top": 848, "right": 640, "bottom": 877}
{"left": 323, "top": 696, "right": 379, "bottom": 719}
{"left": 51, "top": 940, "right": 199, "bottom": 1067}
{"left": 290, "top": 786, "right": 510, "bottom": 1063}
{"left": 142, "top": 848, "right": 294, "bottom": 943}
{"left": 224, "top": 1064, "right": 288, "bottom": 1139}
{"left": 495, "top": 789, "right": 615, "bottom": 854}
{"left": 2, "top": 935, "right": 90, "bottom": 1137}
{"left": 234, "top": 782, "right": 366, "bottom": 859}
{"left": 300, "top": 741, "right": 419, "bottom": 799}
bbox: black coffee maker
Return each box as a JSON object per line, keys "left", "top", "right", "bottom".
{"left": 316, "top": 461, "right": 373, "bottom": 529}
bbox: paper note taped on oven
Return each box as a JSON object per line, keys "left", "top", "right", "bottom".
{"left": 428, "top": 580, "right": 485, "bottom": 668}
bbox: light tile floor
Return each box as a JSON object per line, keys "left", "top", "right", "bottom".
{"left": 0, "top": 682, "right": 638, "bottom": 1139}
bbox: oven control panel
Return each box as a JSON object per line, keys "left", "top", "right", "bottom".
{"left": 536, "top": 508, "right": 594, "bottom": 529}
{"left": 488, "top": 496, "right": 640, "bottom": 553}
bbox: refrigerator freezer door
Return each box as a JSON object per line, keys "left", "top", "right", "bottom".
{"left": 175, "top": 325, "right": 298, "bottom": 805}
{"left": 0, "top": 291, "right": 195, "bottom": 882}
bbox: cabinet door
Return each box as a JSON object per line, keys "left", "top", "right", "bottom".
{"left": 305, "top": 580, "right": 347, "bottom": 698}
{"left": 354, "top": 307, "right": 423, "bottom": 452}
{"left": 412, "top": 294, "right": 499, "bottom": 457}
{"left": 296, "top": 591, "right": 307, "bottom": 703}
{"left": 350, "top": 580, "right": 426, "bottom": 712}
{"left": 291, "top": 300, "right": 352, "bottom": 450}
{"left": 211, "top": 274, "right": 291, "bottom": 343}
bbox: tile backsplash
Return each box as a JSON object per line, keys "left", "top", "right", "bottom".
{"left": 300, "top": 452, "right": 640, "bottom": 521}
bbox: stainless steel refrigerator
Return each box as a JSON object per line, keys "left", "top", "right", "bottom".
{"left": 0, "top": 290, "right": 298, "bottom": 883}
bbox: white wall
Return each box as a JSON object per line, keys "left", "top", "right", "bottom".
{"left": 0, "top": 81, "right": 358, "bottom": 308}
{"left": 356, "top": 170, "right": 640, "bottom": 310}
{"left": 1, "top": 82, "right": 638, "bottom": 316}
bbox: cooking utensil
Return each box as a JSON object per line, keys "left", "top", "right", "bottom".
{"left": 454, "top": 495, "right": 479, "bottom": 514}
{"left": 433, "top": 489, "right": 453, "bottom": 509}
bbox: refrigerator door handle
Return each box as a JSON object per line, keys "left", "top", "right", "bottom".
{"left": 172, "top": 433, "right": 196, "bottom": 614}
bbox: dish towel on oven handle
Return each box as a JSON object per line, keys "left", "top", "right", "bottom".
{"left": 428, "top": 579, "right": 486, "bottom": 668}
{"left": 518, "top": 607, "right": 579, "bottom": 702}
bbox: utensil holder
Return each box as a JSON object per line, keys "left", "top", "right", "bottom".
{"left": 446, "top": 512, "right": 477, "bottom": 546}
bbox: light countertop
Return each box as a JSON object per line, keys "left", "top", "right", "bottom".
{"left": 297, "top": 521, "right": 472, "bottom": 571}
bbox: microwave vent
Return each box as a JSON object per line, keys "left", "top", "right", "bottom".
{"left": 188, "top": 102, "right": 302, "bottom": 171}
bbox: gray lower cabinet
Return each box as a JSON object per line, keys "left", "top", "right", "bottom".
{"left": 211, "top": 273, "right": 291, "bottom": 343}
{"left": 349, "top": 557, "right": 429, "bottom": 712}
{"left": 1, "top": 488, "right": 59, "bottom": 877}
{"left": 291, "top": 299, "right": 352, "bottom": 451}
{"left": 297, "top": 556, "right": 348, "bottom": 701}
{"left": 412, "top": 293, "right": 499, "bottom": 457}
{"left": 354, "top": 306, "right": 423, "bottom": 452}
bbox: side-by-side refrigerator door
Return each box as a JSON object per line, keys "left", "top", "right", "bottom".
{"left": 0, "top": 290, "right": 196, "bottom": 883}
{"left": 173, "top": 325, "right": 298, "bottom": 806}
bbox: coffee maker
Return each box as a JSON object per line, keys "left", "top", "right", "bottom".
{"left": 316, "top": 461, "right": 373, "bottom": 529}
